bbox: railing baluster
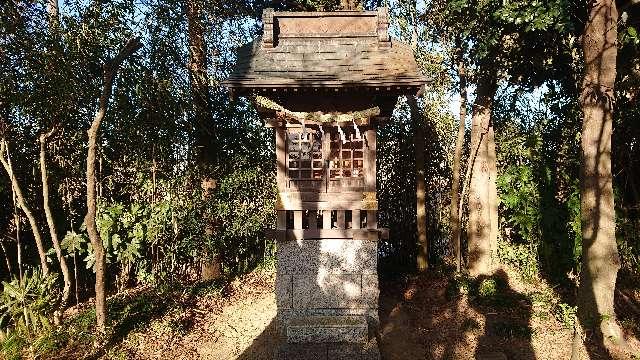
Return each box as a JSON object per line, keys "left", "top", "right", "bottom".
{"left": 366, "top": 210, "right": 377, "bottom": 229}
{"left": 352, "top": 209, "right": 360, "bottom": 229}
{"left": 323, "top": 210, "right": 332, "bottom": 229}
{"left": 294, "top": 210, "right": 303, "bottom": 229}
{"left": 337, "top": 210, "right": 345, "bottom": 229}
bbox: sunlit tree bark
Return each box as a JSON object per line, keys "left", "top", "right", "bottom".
{"left": 408, "top": 96, "right": 429, "bottom": 272}
{"left": 467, "top": 66, "right": 497, "bottom": 276}
{"left": 577, "top": 0, "right": 624, "bottom": 345}
{"left": 450, "top": 46, "right": 467, "bottom": 272}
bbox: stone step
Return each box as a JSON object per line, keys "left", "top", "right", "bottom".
{"left": 286, "top": 315, "right": 368, "bottom": 344}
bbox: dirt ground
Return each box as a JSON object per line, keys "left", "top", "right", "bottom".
{"left": 102, "top": 268, "right": 639, "bottom": 360}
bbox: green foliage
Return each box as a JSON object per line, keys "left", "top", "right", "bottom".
{"left": 497, "top": 240, "right": 538, "bottom": 281}
{"left": 477, "top": 278, "right": 497, "bottom": 299}
{"left": 0, "top": 270, "right": 60, "bottom": 360}
{"left": 0, "top": 270, "right": 59, "bottom": 336}
{"left": 61, "top": 231, "right": 87, "bottom": 256}
{"left": 207, "top": 164, "right": 277, "bottom": 274}
{"left": 0, "top": 330, "right": 26, "bottom": 360}
{"left": 556, "top": 303, "right": 577, "bottom": 330}
{"left": 498, "top": 165, "right": 541, "bottom": 244}
{"left": 494, "top": 88, "right": 583, "bottom": 283}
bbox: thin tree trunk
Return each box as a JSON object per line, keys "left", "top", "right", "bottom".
{"left": 15, "top": 211, "right": 22, "bottom": 282}
{"left": 0, "top": 240, "right": 12, "bottom": 279}
{"left": 73, "top": 250, "right": 79, "bottom": 305}
{"left": 10, "top": 163, "right": 24, "bottom": 282}
{"left": 40, "top": 130, "right": 72, "bottom": 307}
{"left": 487, "top": 125, "right": 498, "bottom": 265}
{"left": 84, "top": 37, "right": 141, "bottom": 332}
{"left": 451, "top": 50, "right": 467, "bottom": 273}
{"left": 467, "top": 67, "right": 496, "bottom": 277}
{"left": 578, "top": 0, "right": 625, "bottom": 345}
{"left": 408, "top": 96, "right": 429, "bottom": 272}
{"left": 0, "top": 140, "right": 50, "bottom": 275}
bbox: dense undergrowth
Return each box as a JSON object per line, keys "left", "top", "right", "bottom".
{"left": 0, "top": 271, "right": 234, "bottom": 360}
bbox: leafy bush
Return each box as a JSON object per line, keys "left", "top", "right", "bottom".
{"left": 556, "top": 303, "right": 577, "bottom": 330}
{"left": 0, "top": 270, "right": 59, "bottom": 336}
{"left": 497, "top": 240, "right": 538, "bottom": 281}
{"left": 478, "top": 279, "right": 498, "bottom": 299}
{"left": 207, "top": 164, "right": 276, "bottom": 275}
{"left": 0, "top": 270, "right": 60, "bottom": 359}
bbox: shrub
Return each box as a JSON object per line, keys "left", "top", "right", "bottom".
{"left": 0, "top": 269, "right": 59, "bottom": 336}
{"left": 556, "top": 303, "right": 577, "bottom": 330}
{"left": 478, "top": 279, "right": 498, "bottom": 298}
{"left": 497, "top": 240, "right": 538, "bottom": 281}
{"left": 0, "top": 269, "right": 60, "bottom": 359}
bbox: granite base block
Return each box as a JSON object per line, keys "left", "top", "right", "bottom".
{"left": 286, "top": 315, "right": 367, "bottom": 344}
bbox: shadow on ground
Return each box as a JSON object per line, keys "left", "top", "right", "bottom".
{"left": 378, "top": 269, "right": 536, "bottom": 360}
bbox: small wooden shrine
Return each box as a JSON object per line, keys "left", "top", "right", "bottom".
{"left": 224, "top": 7, "right": 427, "bottom": 358}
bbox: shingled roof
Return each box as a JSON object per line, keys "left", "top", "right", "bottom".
{"left": 223, "top": 8, "right": 428, "bottom": 94}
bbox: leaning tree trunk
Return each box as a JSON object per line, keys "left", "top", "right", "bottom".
{"left": 408, "top": 96, "right": 429, "bottom": 272}
{"left": 578, "top": 0, "right": 624, "bottom": 345}
{"left": 467, "top": 67, "right": 497, "bottom": 277}
{"left": 0, "top": 140, "right": 50, "bottom": 275}
{"left": 40, "top": 130, "right": 71, "bottom": 306}
{"left": 85, "top": 38, "right": 141, "bottom": 332}
{"left": 450, "top": 50, "right": 467, "bottom": 273}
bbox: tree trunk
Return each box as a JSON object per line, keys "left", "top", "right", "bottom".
{"left": 0, "top": 240, "right": 12, "bottom": 279}
{"left": 15, "top": 210, "right": 22, "bottom": 282}
{"left": 73, "top": 250, "right": 79, "bottom": 305}
{"left": 46, "top": 0, "right": 59, "bottom": 21}
{"left": 450, "top": 51, "right": 467, "bottom": 273}
{"left": 467, "top": 67, "right": 496, "bottom": 277}
{"left": 186, "top": 0, "right": 215, "bottom": 166}
{"left": 487, "top": 125, "right": 498, "bottom": 265}
{"left": 84, "top": 38, "right": 141, "bottom": 332}
{"left": 578, "top": 0, "right": 624, "bottom": 344}
{"left": 0, "top": 140, "right": 50, "bottom": 275}
{"left": 186, "top": 0, "right": 222, "bottom": 279}
{"left": 40, "top": 130, "right": 72, "bottom": 307}
{"left": 408, "top": 96, "right": 428, "bottom": 272}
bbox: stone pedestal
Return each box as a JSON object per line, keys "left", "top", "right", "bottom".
{"left": 275, "top": 238, "right": 379, "bottom": 328}
{"left": 275, "top": 237, "right": 380, "bottom": 358}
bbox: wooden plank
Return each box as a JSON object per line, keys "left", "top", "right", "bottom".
{"left": 352, "top": 209, "right": 361, "bottom": 229}
{"left": 322, "top": 210, "right": 332, "bottom": 229}
{"left": 273, "top": 10, "right": 378, "bottom": 17}
{"left": 294, "top": 210, "right": 303, "bottom": 229}
{"left": 280, "top": 192, "right": 365, "bottom": 202}
{"left": 364, "top": 129, "right": 376, "bottom": 192}
{"left": 336, "top": 210, "right": 345, "bottom": 229}
{"left": 277, "top": 210, "right": 287, "bottom": 230}
{"left": 276, "top": 127, "right": 287, "bottom": 193}
{"left": 276, "top": 199, "right": 377, "bottom": 211}
{"left": 265, "top": 228, "right": 387, "bottom": 241}
{"left": 366, "top": 210, "right": 377, "bottom": 229}
{"left": 308, "top": 210, "right": 318, "bottom": 229}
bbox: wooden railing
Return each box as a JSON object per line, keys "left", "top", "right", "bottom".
{"left": 267, "top": 208, "right": 388, "bottom": 242}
